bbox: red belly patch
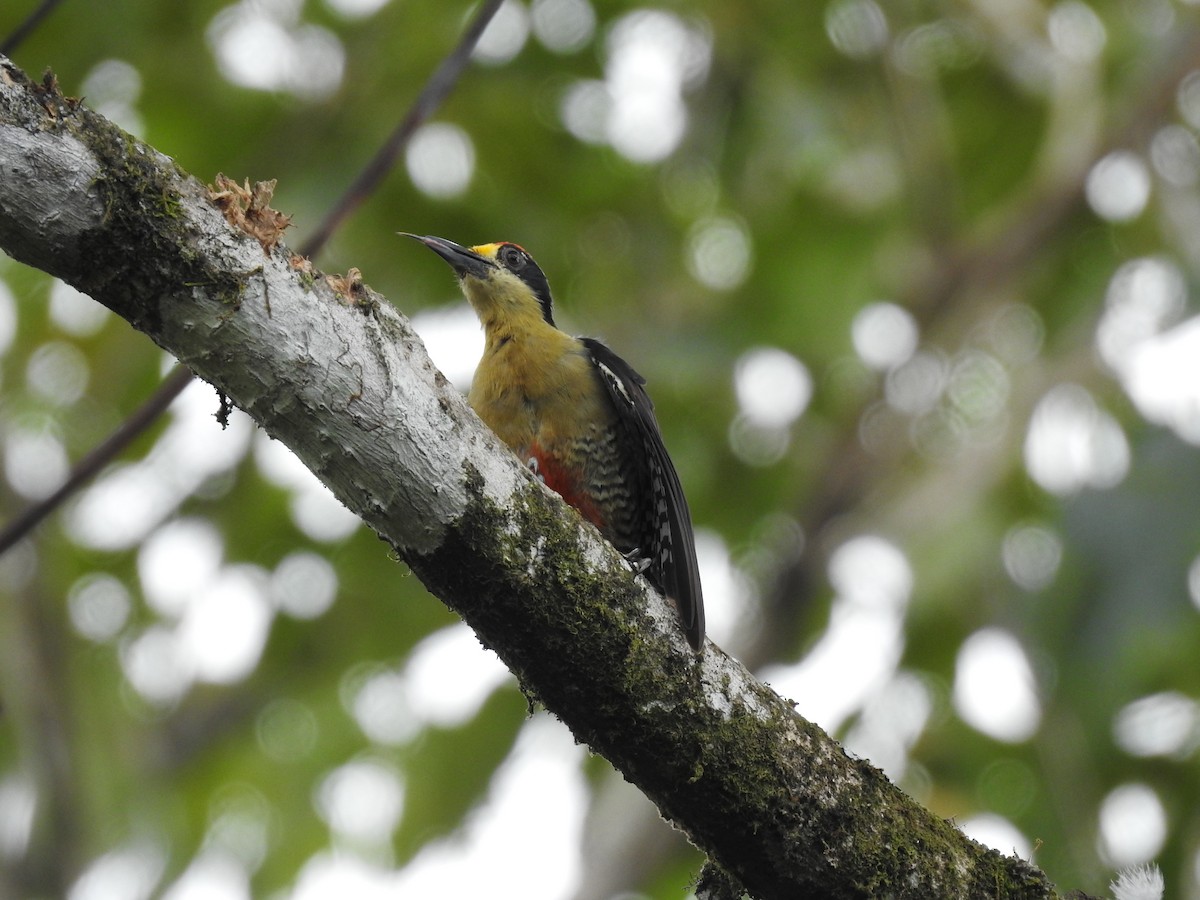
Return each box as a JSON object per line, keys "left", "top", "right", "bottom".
{"left": 529, "top": 444, "right": 605, "bottom": 530}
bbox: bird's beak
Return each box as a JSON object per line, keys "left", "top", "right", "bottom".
{"left": 400, "top": 233, "right": 495, "bottom": 280}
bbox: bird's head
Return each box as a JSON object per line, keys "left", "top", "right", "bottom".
{"left": 402, "top": 234, "right": 555, "bottom": 327}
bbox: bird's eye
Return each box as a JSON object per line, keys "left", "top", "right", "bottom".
{"left": 499, "top": 245, "right": 525, "bottom": 269}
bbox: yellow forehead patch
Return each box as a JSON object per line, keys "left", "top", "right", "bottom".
{"left": 470, "top": 242, "right": 526, "bottom": 259}
{"left": 470, "top": 242, "right": 502, "bottom": 259}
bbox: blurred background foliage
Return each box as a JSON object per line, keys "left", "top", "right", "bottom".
{"left": 2, "top": 0, "right": 1200, "bottom": 897}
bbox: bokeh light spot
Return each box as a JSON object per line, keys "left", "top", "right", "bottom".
{"left": 270, "top": 551, "right": 337, "bottom": 619}
{"left": 531, "top": 0, "right": 595, "bottom": 54}
{"left": 1098, "top": 783, "right": 1167, "bottom": 867}
{"left": 1113, "top": 691, "right": 1199, "bottom": 758}
{"left": 1086, "top": 151, "right": 1151, "bottom": 223}
{"left": 49, "top": 280, "right": 109, "bottom": 338}
{"left": 257, "top": 698, "right": 319, "bottom": 763}
{"left": 960, "top": 813, "right": 1033, "bottom": 859}
{"left": 316, "top": 759, "right": 405, "bottom": 844}
{"left": 953, "top": 628, "right": 1041, "bottom": 743}
{"left": 68, "top": 844, "right": 166, "bottom": 900}
{"left": 138, "top": 517, "right": 224, "bottom": 619}
{"left": 1024, "top": 384, "right": 1129, "bottom": 495}
{"left": 68, "top": 573, "right": 133, "bottom": 643}
{"left": 26, "top": 341, "right": 89, "bottom": 406}
{"left": 4, "top": 425, "right": 68, "bottom": 501}
{"left": 687, "top": 215, "right": 753, "bottom": 291}
{"left": 733, "top": 347, "right": 811, "bottom": 429}
{"left": 825, "top": 0, "right": 888, "bottom": 59}
{"left": 0, "top": 278, "right": 16, "bottom": 356}
{"left": 207, "top": 0, "right": 344, "bottom": 99}
{"left": 852, "top": 302, "right": 918, "bottom": 371}
{"left": 1002, "top": 523, "right": 1062, "bottom": 591}
{"left": 406, "top": 123, "right": 475, "bottom": 199}
{"left": 1047, "top": 0, "right": 1107, "bottom": 63}
{"left": 473, "top": 0, "right": 530, "bottom": 65}
{"left": 1150, "top": 124, "right": 1200, "bottom": 186}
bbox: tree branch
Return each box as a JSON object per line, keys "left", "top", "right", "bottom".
{"left": 0, "top": 56, "right": 1067, "bottom": 899}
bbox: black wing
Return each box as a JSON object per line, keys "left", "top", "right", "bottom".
{"left": 582, "top": 338, "right": 705, "bottom": 651}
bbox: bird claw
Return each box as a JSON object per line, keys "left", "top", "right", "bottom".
{"left": 623, "top": 548, "right": 652, "bottom": 574}
{"left": 527, "top": 457, "right": 545, "bottom": 484}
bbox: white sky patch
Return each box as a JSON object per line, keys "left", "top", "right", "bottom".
{"left": 179, "top": 565, "right": 273, "bottom": 685}
{"left": 315, "top": 758, "right": 405, "bottom": 845}
{"left": 1023, "top": 383, "right": 1129, "bottom": 495}
{"left": 1093, "top": 256, "right": 1200, "bottom": 443}
{"left": 68, "top": 843, "right": 166, "bottom": 900}
{"left": 960, "top": 812, "right": 1033, "bottom": 860}
{"left": 406, "top": 123, "right": 475, "bottom": 199}
{"left": 473, "top": 0, "right": 530, "bottom": 65}
{"left": 0, "top": 774, "right": 36, "bottom": 860}
{"left": 289, "top": 484, "right": 361, "bottom": 543}
{"left": 160, "top": 851, "right": 250, "bottom": 900}
{"left": 138, "top": 518, "right": 224, "bottom": 619}
{"left": 252, "top": 432, "right": 360, "bottom": 542}
{"left": 953, "top": 628, "right": 1041, "bottom": 743}
{"left": 67, "top": 379, "right": 253, "bottom": 550}
{"left": 560, "top": 9, "right": 710, "bottom": 163}
{"left": 207, "top": 0, "right": 344, "bottom": 99}
{"left": 695, "top": 528, "right": 756, "bottom": 648}
{"left": 49, "top": 279, "right": 109, "bottom": 337}
{"left": 411, "top": 303, "right": 483, "bottom": 390}
{"left": 323, "top": 0, "right": 391, "bottom": 20}
{"left": 841, "top": 671, "right": 931, "bottom": 781}
{"left": 341, "top": 623, "right": 512, "bottom": 750}
{"left": 1086, "top": 151, "right": 1151, "bottom": 222}
{"left": 398, "top": 623, "right": 511, "bottom": 728}
{"left": 852, "top": 302, "right": 918, "bottom": 371}
{"left": 289, "top": 718, "right": 585, "bottom": 900}
{"left": 762, "top": 536, "right": 911, "bottom": 733}
{"left": 0, "top": 277, "right": 17, "bottom": 356}
{"left": 81, "top": 58, "right": 145, "bottom": 136}
{"left": 391, "top": 716, "right": 585, "bottom": 898}
{"left": 1188, "top": 554, "right": 1200, "bottom": 612}
{"left": 1098, "top": 783, "right": 1167, "bottom": 867}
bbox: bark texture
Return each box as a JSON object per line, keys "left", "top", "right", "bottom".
{"left": 0, "top": 58, "right": 1066, "bottom": 899}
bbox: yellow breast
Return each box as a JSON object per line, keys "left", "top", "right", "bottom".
{"left": 468, "top": 323, "right": 614, "bottom": 457}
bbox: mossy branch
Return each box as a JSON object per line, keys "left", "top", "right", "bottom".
{"left": 0, "top": 56, "right": 1076, "bottom": 899}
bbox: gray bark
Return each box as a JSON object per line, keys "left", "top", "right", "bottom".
{"left": 0, "top": 57, "right": 1067, "bottom": 899}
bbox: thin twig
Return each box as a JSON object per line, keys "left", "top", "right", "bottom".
{"left": 299, "top": 0, "right": 505, "bottom": 258}
{"left": 0, "top": 0, "right": 68, "bottom": 56}
{"left": 0, "top": 365, "right": 193, "bottom": 555}
{"left": 0, "top": 0, "right": 504, "bottom": 554}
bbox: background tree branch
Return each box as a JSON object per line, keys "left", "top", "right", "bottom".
{"left": 0, "top": 56, "right": 1072, "bottom": 899}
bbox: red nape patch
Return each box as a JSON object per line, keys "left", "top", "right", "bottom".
{"left": 530, "top": 446, "right": 605, "bottom": 529}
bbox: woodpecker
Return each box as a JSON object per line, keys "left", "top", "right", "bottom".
{"left": 404, "top": 234, "right": 705, "bottom": 651}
